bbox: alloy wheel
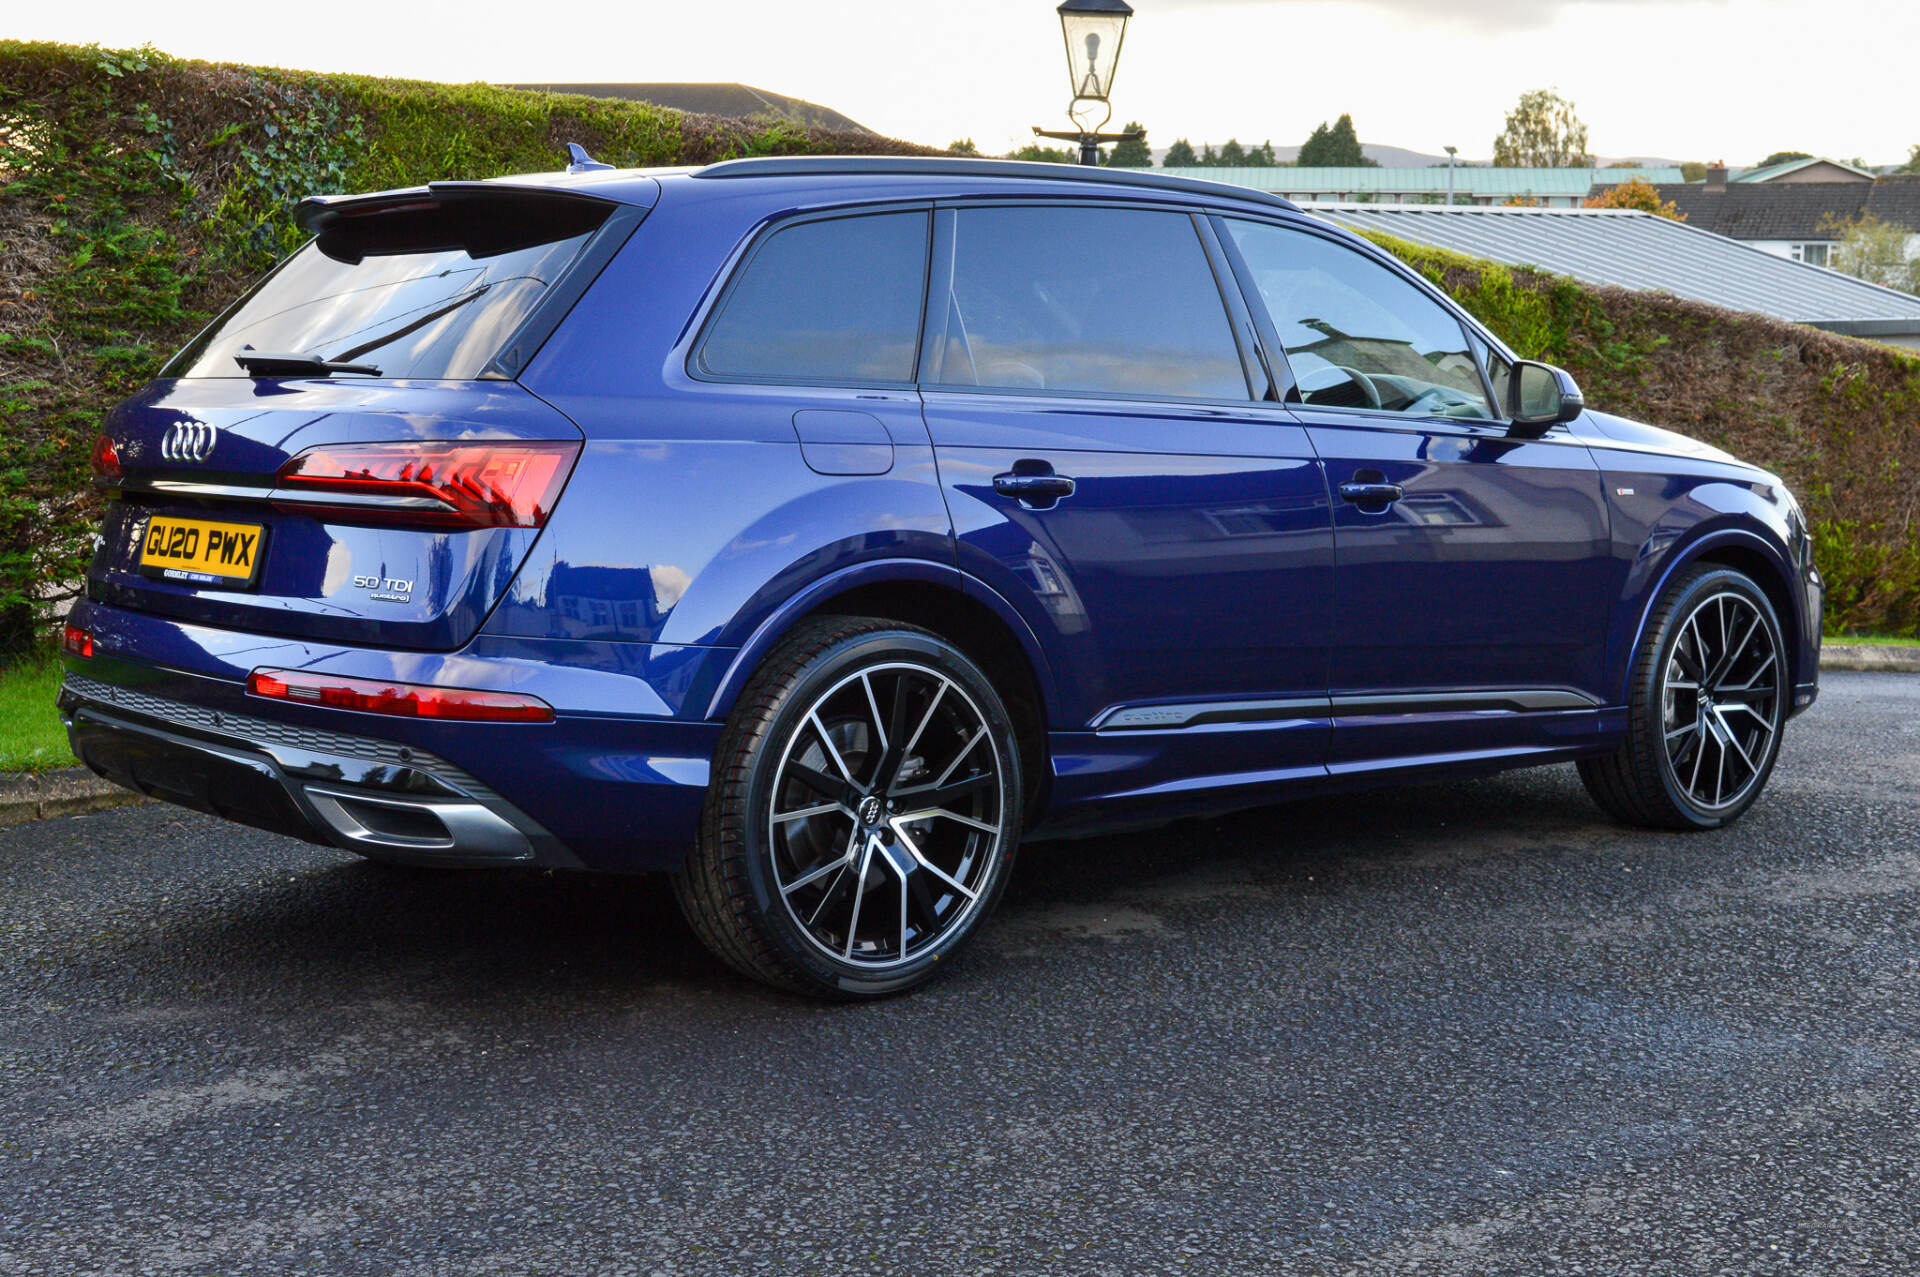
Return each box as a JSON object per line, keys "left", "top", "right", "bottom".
{"left": 766, "top": 661, "right": 1007, "bottom": 970}
{"left": 1659, "top": 590, "right": 1783, "bottom": 812}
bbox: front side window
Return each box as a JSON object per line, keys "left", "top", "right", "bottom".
{"left": 1225, "top": 219, "right": 1494, "bottom": 420}
{"left": 929, "top": 206, "right": 1248, "bottom": 401}
{"left": 697, "top": 210, "right": 929, "bottom": 384}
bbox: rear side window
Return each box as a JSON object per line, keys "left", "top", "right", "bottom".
{"left": 697, "top": 211, "right": 930, "bottom": 384}
{"left": 929, "top": 206, "right": 1248, "bottom": 401}
{"left": 168, "top": 197, "right": 611, "bottom": 380}
{"left": 1224, "top": 220, "right": 1493, "bottom": 419}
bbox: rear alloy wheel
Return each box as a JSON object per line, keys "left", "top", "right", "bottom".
{"left": 673, "top": 617, "right": 1023, "bottom": 998}
{"left": 1580, "top": 566, "right": 1787, "bottom": 830}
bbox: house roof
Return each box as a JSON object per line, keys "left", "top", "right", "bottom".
{"left": 1160, "top": 166, "right": 1683, "bottom": 196}
{"left": 1309, "top": 203, "right": 1920, "bottom": 337}
{"left": 504, "top": 82, "right": 871, "bottom": 133}
{"left": 1647, "top": 179, "right": 1920, "bottom": 241}
{"left": 1734, "top": 156, "right": 1875, "bottom": 184}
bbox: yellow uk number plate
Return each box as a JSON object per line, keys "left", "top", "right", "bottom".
{"left": 137, "top": 516, "right": 267, "bottom": 587}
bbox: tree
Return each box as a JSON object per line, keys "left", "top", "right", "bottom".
{"left": 1006, "top": 143, "right": 1075, "bottom": 164}
{"left": 1584, "top": 177, "right": 1685, "bottom": 220}
{"left": 1218, "top": 138, "right": 1248, "bottom": 167}
{"left": 948, "top": 138, "right": 979, "bottom": 156}
{"left": 1827, "top": 214, "right": 1920, "bottom": 291}
{"left": 1757, "top": 150, "right": 1812, "bottom": 168}
{"left": 1904, "top": 145, "right": 1920, "bottom": 175}
{"left": 1163, "top": 138, "right": 1198, "bottom": 167}
{"left": 1491, "top": 89, "right": 1592, "bottom": 168}
{"left": 1680, "top": 161, "right": 1708, "bottom": 183}
{"left": 1105, "top": 122, "right": 1151, "bottom": 168}
{"left": 1299, "top": 113, "right": 1372, "bottom": 167}
{"left": 1247, "top": 139, "right": 1280, "bottom": 167}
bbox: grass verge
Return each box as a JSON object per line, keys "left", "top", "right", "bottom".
{"left": 1825, "top": 634, "right": 1920, "bottom": 647}
{"left": 0, "top": 655, "right": 75, "bottom": 772}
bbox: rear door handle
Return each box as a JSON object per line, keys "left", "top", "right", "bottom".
{"left": 993, "top": 469, "right": 1076, "bottom": 507}
{"left": 1338, "top": 481, "right": 1404, "bottom": 505}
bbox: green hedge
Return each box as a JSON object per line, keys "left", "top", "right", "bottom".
{"left": 0, "top": 41, "right": 938, "bottom": 655}
{"left": 3, "top": 40, "right": 1918, "bottom": 655}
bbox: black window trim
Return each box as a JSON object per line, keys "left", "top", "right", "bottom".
{"left": 1208, "top": 212, "right": 1569, "bottom": 436}
{"left": 685, "top": 201, "right": 935, "bottom": 392}
{"left": 915, "top": 196, "right": 1263, "bottom": 410}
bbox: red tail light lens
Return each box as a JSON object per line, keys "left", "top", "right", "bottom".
{"left": 274, "top": 440, "right": 580, "bottom": 528}
{"left": 90, "top": 434, "right": 123, "bottom": 484}
{"left": 247, "top": 669, "right": 554, "bottom": 723}
{"left": 63, "top": 624, "right": 94, "bottom": 659}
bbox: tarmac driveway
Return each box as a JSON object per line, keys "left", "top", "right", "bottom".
{"left": 3, "top": 672, "right": 1917, "bottom": 1275}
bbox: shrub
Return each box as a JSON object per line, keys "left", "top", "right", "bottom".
{"left": 0, "top": 41, "right": 938, "bottom": 656}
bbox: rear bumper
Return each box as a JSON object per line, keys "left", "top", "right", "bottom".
{"left": 59, "top": 599, "right": 729, "bottom": 871}
{"left": 62, "top": 674, "right": 580, "bottom": 868}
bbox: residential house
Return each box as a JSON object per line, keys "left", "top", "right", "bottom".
{"left": 1645, "top": 166, "right": 1920, "bottom": 267}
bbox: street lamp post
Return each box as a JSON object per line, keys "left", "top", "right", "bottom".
{"left": 1445, "top": 145, "right": 1458, "bottom": 205}
{"left": 1033, "top": 0, "right": 1143, "bottom": 166}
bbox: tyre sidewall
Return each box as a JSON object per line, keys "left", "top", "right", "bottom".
{"left": 730, "top": 629, "right": 1023, "bottom": 997}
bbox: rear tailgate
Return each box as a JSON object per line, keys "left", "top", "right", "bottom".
{"left": 92, "top": 379, "right": 582, "bottom": 650}
{"left": 86, "top": 180, "right": 644, "bottom": 651}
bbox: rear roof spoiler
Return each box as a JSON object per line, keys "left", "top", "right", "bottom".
{"left": 293, "top": 182, "right": 626, "bottom": 263}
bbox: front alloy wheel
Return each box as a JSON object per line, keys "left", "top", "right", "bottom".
{"left": 1580, "top": 566, "right": 1788, "bottom": 829}
{"left": 674, "top": 617, "right": 1023, "bottom": 998}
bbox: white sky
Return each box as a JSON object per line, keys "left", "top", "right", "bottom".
{"left": 13, "top": 0, "right": 1916, "bottom": 165}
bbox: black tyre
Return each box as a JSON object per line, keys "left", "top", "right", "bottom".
{"left": 672, "top": 616, "right": 1024, "bottom": 999}
{"left": 1579, "top": 566, "right": 1788, "bottom": 830}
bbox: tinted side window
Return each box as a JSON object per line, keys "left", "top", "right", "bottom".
{"left": 1224, "top": 220, "right": 1493, "bottom": 420}
{"left": 698, "top": 211, "right": 929, "bottom": 383}
{"left": 931, "top": 206, "right": 1248, "bottom": 401}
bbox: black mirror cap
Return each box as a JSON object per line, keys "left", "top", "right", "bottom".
{"left": 1507, "top": 360, "right": 1585, "bottom": 435}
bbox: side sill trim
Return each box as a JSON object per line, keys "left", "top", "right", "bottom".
{"left": 1092, "top": 688, "right": 1601, "bottom": 732}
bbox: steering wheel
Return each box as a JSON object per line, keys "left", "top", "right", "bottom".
{"left": 1299, "top": 363, "right": 1383, "bottom": 410}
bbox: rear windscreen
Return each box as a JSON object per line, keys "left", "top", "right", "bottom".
{"left": 166, "top": 198, "right": 609, "bottom": 380}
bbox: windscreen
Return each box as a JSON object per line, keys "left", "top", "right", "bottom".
{"left": 167, "top": 206, "right": 605, "bottom": 380}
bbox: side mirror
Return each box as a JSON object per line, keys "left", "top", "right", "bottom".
{"left": 1507, "top": 360, "right": 1585, "bottom": 435}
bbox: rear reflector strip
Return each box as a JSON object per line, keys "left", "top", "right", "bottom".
{"left": 247, "top": 669, "right": 554, "bottom": 723}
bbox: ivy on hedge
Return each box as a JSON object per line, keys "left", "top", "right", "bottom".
{"left": 2, "top": 40, "right": 1918, "bottom": 659}
{"left": 0, "top": 40, "right": 937, "bottom": 657}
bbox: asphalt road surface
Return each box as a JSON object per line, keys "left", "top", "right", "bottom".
{"left": 4, "top": 672, "right": 1919, "bottom": 1276}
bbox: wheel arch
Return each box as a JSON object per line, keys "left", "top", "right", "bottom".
{"left": 1624, "top": 526, "right": 1805, "bottom": 695}
{"left": 703, "top": 561, "right": 1058, "bottom": 820}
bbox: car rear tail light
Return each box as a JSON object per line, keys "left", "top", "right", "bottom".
{"left": 273, "top": 440, "right": 580, "bottom": 529}
{"left": 247, "top": 669, "right": 554, "bottom": 722}
{"left": 63, "top": 624, "right": 94, "bottom": 659}
{"left": 90, "top": 434, "right": 123, "bottom": 484}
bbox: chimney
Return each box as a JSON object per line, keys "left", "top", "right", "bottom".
{"left": 1707, "top": 162, "right": 1727, "bottom": 191}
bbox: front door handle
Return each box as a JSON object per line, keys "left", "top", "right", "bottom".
{"left": 994, "top": 466, "right": 1076, "bottom": 508}
{"left": 1338, "top": 481, "right": 1404, "bottom": 505}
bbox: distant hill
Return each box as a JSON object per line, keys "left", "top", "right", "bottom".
{"left": 1148, "top": 142, "right": 1683, "bottom": 168}
{"left": 507, "top": 82, "right": 872, "bottom": 134}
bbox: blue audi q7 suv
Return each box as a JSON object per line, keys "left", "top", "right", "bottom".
{"left": 61, "top": 156, "right": 1821, "bottom": 998}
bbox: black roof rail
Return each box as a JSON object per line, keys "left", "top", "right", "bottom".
{"left": 690, "top": 156, "right": 1299, "bottom": 211}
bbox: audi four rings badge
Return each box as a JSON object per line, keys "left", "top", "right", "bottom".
{"left": 161, "top": 420, "right": 218, "bottom": 463}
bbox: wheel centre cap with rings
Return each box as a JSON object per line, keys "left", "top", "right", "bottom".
{"left": 857, "top": 795, "right": 884, "bottom": 827}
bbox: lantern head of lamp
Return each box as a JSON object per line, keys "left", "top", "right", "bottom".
{"left": 1058, "top": 0, "right": 1133, "bottom": 133}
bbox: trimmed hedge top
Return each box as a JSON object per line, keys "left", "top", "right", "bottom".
{"left": 1, "top": 39, "right": 1917, "bottom": 653}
